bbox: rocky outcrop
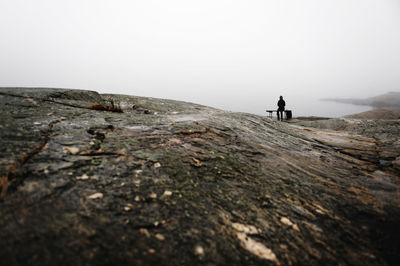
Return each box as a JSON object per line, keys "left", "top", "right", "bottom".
{"left": 322, "top": 91, "right": 400, "bottom": 108}
{"left": 0, "top": 88, "right": 399, "bottom": 265}
{"left": 344, "top": 108, "right": 400, "bottom": 120}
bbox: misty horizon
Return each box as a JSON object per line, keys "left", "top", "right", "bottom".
{"left": 1, "top": 1, "right": 399, "bottom": 117}
{"left": 0, "top": 86, "right": 377, "bottom": 118}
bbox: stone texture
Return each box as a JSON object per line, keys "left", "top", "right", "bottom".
{"left": 0, "top": 88, "right": 399, "bottom": 265}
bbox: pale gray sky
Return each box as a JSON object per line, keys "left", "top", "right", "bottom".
{"left": 1, "top": 0, "right": 399, "bottom": 116}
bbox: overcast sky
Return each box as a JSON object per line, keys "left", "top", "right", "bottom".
{"left": 1, "top": 0, "right": 399, "bottom": 116}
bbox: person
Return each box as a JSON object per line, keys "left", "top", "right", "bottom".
{"left": 277, "top": 96, "right": 285, "bottom": 121}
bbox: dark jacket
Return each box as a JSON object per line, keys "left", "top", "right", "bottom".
{"left": 277, "top": 99, "right": 285, "bottom": 111}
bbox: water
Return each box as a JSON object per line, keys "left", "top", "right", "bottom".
{"left": 211, "top": 97, "right": 373, "bottom": 118}
{"left": 288, "top": 99, "right": 373, "bottom": 118}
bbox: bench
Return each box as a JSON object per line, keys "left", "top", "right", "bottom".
{"left": 266, "top": 110, "right": 292, "bottom": 120}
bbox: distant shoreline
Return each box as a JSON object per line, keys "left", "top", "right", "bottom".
{"left": 292, "top": 107, "right": 400, "bottom": 121}
{"left": 321, "top": 91, "right": 400, "bottom": 109}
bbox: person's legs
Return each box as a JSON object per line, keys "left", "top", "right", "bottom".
{"left": 278, "top": 111, "right": 283, "bottom": 121}
{"left": 277, "top": 110, "right": 280, "bottom": 120}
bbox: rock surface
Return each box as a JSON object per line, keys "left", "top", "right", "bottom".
{"left": 0, "top": 88, "right": 399, "bottom": 265}
{"left": 344, "top": 108, "right": 400, "bottom": 120}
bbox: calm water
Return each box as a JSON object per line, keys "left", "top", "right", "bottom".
{"left": 285, "top": 99, "right": 372, "bottom": 118}
{"left": 209, "top": 98, "right": 373, "bottom": 118}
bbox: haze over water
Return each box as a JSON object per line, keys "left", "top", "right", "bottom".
{"left": 222, "top": 97, "right": 373, "bottom": 118}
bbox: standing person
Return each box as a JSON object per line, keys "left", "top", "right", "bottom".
{"left": 277, "top": 96, "right": 285, "bottom": 121}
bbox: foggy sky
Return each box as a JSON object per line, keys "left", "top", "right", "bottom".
{"left": 1, "top": 0, "right": 399, "bottom": 116}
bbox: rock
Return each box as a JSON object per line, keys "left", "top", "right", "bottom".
{"left": 155, "top": 234, "right": 165, "bottom": 241}
{"left": 291, "top": 205, "right": 316, "bottom": 220}
{"left": 64, "top": 146, "right": 80, "bottom": 155}
{"left": 139, "top": 228, "right": 151, "bottom": 238}
{"left": 236, "top": 232, "right": 277, "bottom": 262}
{"left": 87, "top": 192, "right": 103, "bottom": 199}
{"left": 0, "top": 88, "right": 399, "bottom": 266}
{"left": 232, "top": 223, "right": 260, "bottom": 235}
{"left": 163, "top": 190, "right": 173, "bottom": 196}
{"left": 194, "top": 245, "right": 204, "bottom": 256}
{"left": 191, "top": 158, "right": 202, "bottom": 167}
{"left": 392, "top": 157, "right": 400, "bottom": 170}
{"left": 345, "top": 108, "right": 400, "bottom": 120}
{"left": 280, "top": 217, "right": 300, "bottom": 232}
{"left": 76, "top": 174, "right": 89, "bottom": 180}
{"left": 379, "top": 160, "right": 392, "bottom": 167}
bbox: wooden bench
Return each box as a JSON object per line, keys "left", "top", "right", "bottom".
{"left": 266, "top": 110, "right": 292, "bottom": 120}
